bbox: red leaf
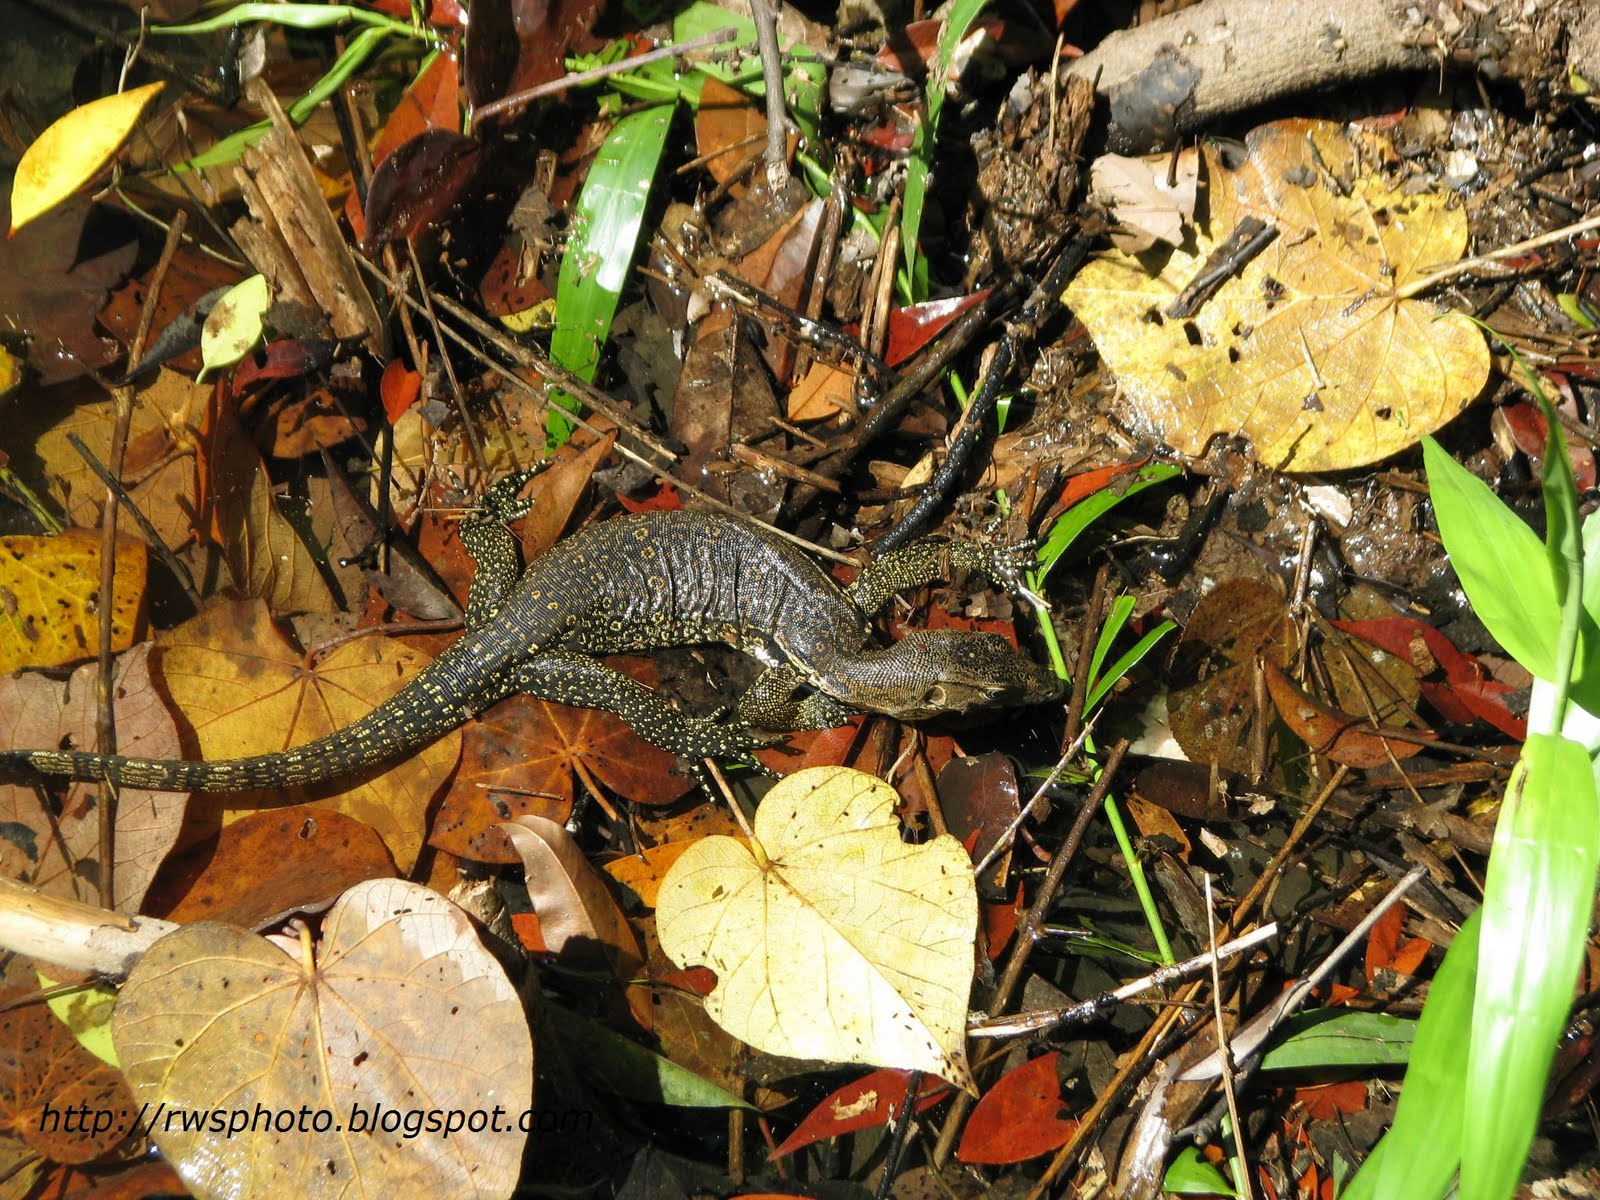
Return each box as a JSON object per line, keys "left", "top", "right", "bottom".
{"left": 1294, "top": 1080, "right": 1367, "bottom": 1120}
{"left": 957, "top": 1052, "right": 1077, "bottom": 1164}
{"left": 615, "top": 483, "right": 682, "bottom": 513}
{"left": 883, "top": 290, "right": 989, "bottom": 366}
{"left": 772, "top": 1069, "right": 953, "bottom": 1158}
{"left": 380, "top": 358, "right": 422, "bottom": 424}
{"left": 1333, "top": 616, "right": 1526, "bottom": 739}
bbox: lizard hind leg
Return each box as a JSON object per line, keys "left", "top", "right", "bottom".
{"left": 460, "top": 465, "right": 546, "bottom": 631}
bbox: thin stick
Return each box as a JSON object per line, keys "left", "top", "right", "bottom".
{"left": 1397, "top": 210, "right": 1600, "bottom": 299}
{"left": 475, "top": 28, "right": 740, "bottom": 122}
{"left": 92, "top": 209, "right": 186, "bottom": 911}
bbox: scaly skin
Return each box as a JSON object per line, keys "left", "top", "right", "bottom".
{"left": 1, "top": 476, "right": 1061, "bottom": 790}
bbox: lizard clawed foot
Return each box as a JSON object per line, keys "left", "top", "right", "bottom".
{"left": 665, "top": 714, "right": 783, "bottom": 761}
{"left": 475, "top": 465, "right": 545, "bottom": 526}
{"left": 984, "top": 538, "right": 1052, "bottom": 612}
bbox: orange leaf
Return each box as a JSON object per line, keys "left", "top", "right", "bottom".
{"left": 957, "top": 1052, "right": 1077, "bottom": 1164}
{"left": 1294, "top": 1080, "right": 1367, "bottom": 1120}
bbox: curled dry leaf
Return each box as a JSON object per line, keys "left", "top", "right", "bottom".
{"left": 1065, "top": 118, "right": 1490, "bottom": 471}
{"left": 656, "top": 766, "right": 979, "bottom": 1092}
{"left": 10, "top": 82, "right": 164, "bottom": 233}
{"left": 501, "top": 815, "right": 642, "bottom": 976}
{"left": 113, "top": 879, "right": 532, "bottom": 1200}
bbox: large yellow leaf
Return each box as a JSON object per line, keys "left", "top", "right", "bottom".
{"left": 1065, "top": 119, "right": 1490, "bottom": 472}
{"left": 10, "top": 83, "right": 164, "bottom": 234}
{"left": 656, "top": 766, "right": 978, "bottom": 1092}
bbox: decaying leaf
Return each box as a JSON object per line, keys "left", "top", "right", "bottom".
{"left": 113, "top": 879, "right": 531, "bottom": 1200}
{"left": 656, "top": 766, "right": 979, "bottom": 1092}
{"left": 0, "top": 529, "right": 147, "bottom": 672}
{"left": 1065, "top": 119, "right": 1490, "bottom": 471}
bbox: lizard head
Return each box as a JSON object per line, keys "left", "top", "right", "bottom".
{"left": 813, "top": 630, "right": 1064, "bottom": 720}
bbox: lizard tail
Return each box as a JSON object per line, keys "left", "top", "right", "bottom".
{"left": 1, "top": 641, "right": 508, "bottom": 792}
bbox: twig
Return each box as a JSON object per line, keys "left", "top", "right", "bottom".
{"left": 474, "top": 27, "right": 740, "bottom": 122}
{"left": 91, "top": 209, "right": 186, "bottom": 910}
{"left": 1397, "top": 210, "right": 1600, "bottom": 300}
{"left": 746, "top": 0, "right": 790, "bottom": 188}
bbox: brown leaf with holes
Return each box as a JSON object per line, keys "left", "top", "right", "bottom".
{"left": 0, "top": 529, "right": 146, "bottom": 672}
{"left": 151, "top": 806, "right": 397, "bottom": 927}
{"left": 153, "top": 599, "right": 457, "bottom": 871}
{"left": 1168, "top": 578, "right": 1297, "bottom": 774}
{"left": 0, "top": 644, "right": 183, "bottom": 912}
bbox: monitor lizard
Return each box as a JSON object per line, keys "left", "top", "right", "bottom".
{"left": 0, "top": 471, "right": 1063, "bottom": 792}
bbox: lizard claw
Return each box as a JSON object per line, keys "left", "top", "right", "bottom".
{"left": 477, "top": 465, "right": 545, "bottom": 525}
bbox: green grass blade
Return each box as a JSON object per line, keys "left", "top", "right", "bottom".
{"left": 900, "top": 0, "right": 988, "bottom": 297}
{"left": 1461, "top": 733, "right": 1599, "bottom": 1200}
{"left": 1083, "top": 619, "right": 1175, "bottom": 713}
{"left": 176, "top": 26, "right": 396, "bottom": 171}
{"left": 1035, "top": 461, "right": 1181, "bottom": 582}
{"left": 1422, "top": 437, "right": 1560, "bottom": 680}
{"left": 156, "top": 2, "right": 415, "bottom": 35}
{"left": 1256, "top": 1010, "right": 1415, "bottom": 1071}
{"left": 549, "top": 104, "right": 674, "bottom": 442}
{"left": 1342, "top": 910, "right": 1481, "bottom": 1200}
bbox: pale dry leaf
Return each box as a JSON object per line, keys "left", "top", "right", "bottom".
{"left": 1088, "top": 151, "right": 1198, "bottom": 252}
{"left": 1066, "top": 118, "right": 1490, "bottom": 471}
{"left": 656, "top": 766, "right": 978, "bottom": 1092}
{"left": 501, "top": 815, "right": 643, "bottom": 976}
{"left": 113, "top": 878, "right": 531, "bottom": 1200}
{"left": 0, "top": 644, "right": 184, "bottom": 911}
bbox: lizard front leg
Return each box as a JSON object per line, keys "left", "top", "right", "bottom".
{"left": 511, "top": 652, "right": 778, "bottom": 759}
{"left": 846, "top": 538, "right": 1037, "bottom": 617}
{"left": 736, "top": 665, "right": 857, "bottom": 732}
{"left": 461, "top": 467, "right": 542, "bottom": 630}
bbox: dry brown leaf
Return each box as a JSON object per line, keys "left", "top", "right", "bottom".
{"left": 153, "top": 806, "right": 398, "bottom": 927}
{"left": 26, "top": 372, "right": 206, "bottom": 552}
{"left": 0, "top": 644, "right": 183, "bottom": 911}
{"left": 787, "top": 362, "right": 856, "bottom": 422}
{"left": 657, "top": 766, "right": 979, "bottom": 1092}
{"left": 1065, "top": 119, "right": 1490, "bottom": 471}
{"left": 113, "top": 879, "right": 531, "bottom": 1200}
{"left": 0, "top": 529, "right": 146, "bottom": 672}
{"left": 154, "top": 599, "right": 457, "bottom": 871}
{"left": 501, "top": 815, "right": 642, "bottom": 978}
{"left": 195, "top": 395, "right": 336, "bottom": 615}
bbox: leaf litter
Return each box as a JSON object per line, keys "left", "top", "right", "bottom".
{"left": 0, "top": 5, "right": 1595, "bottom": 1198}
